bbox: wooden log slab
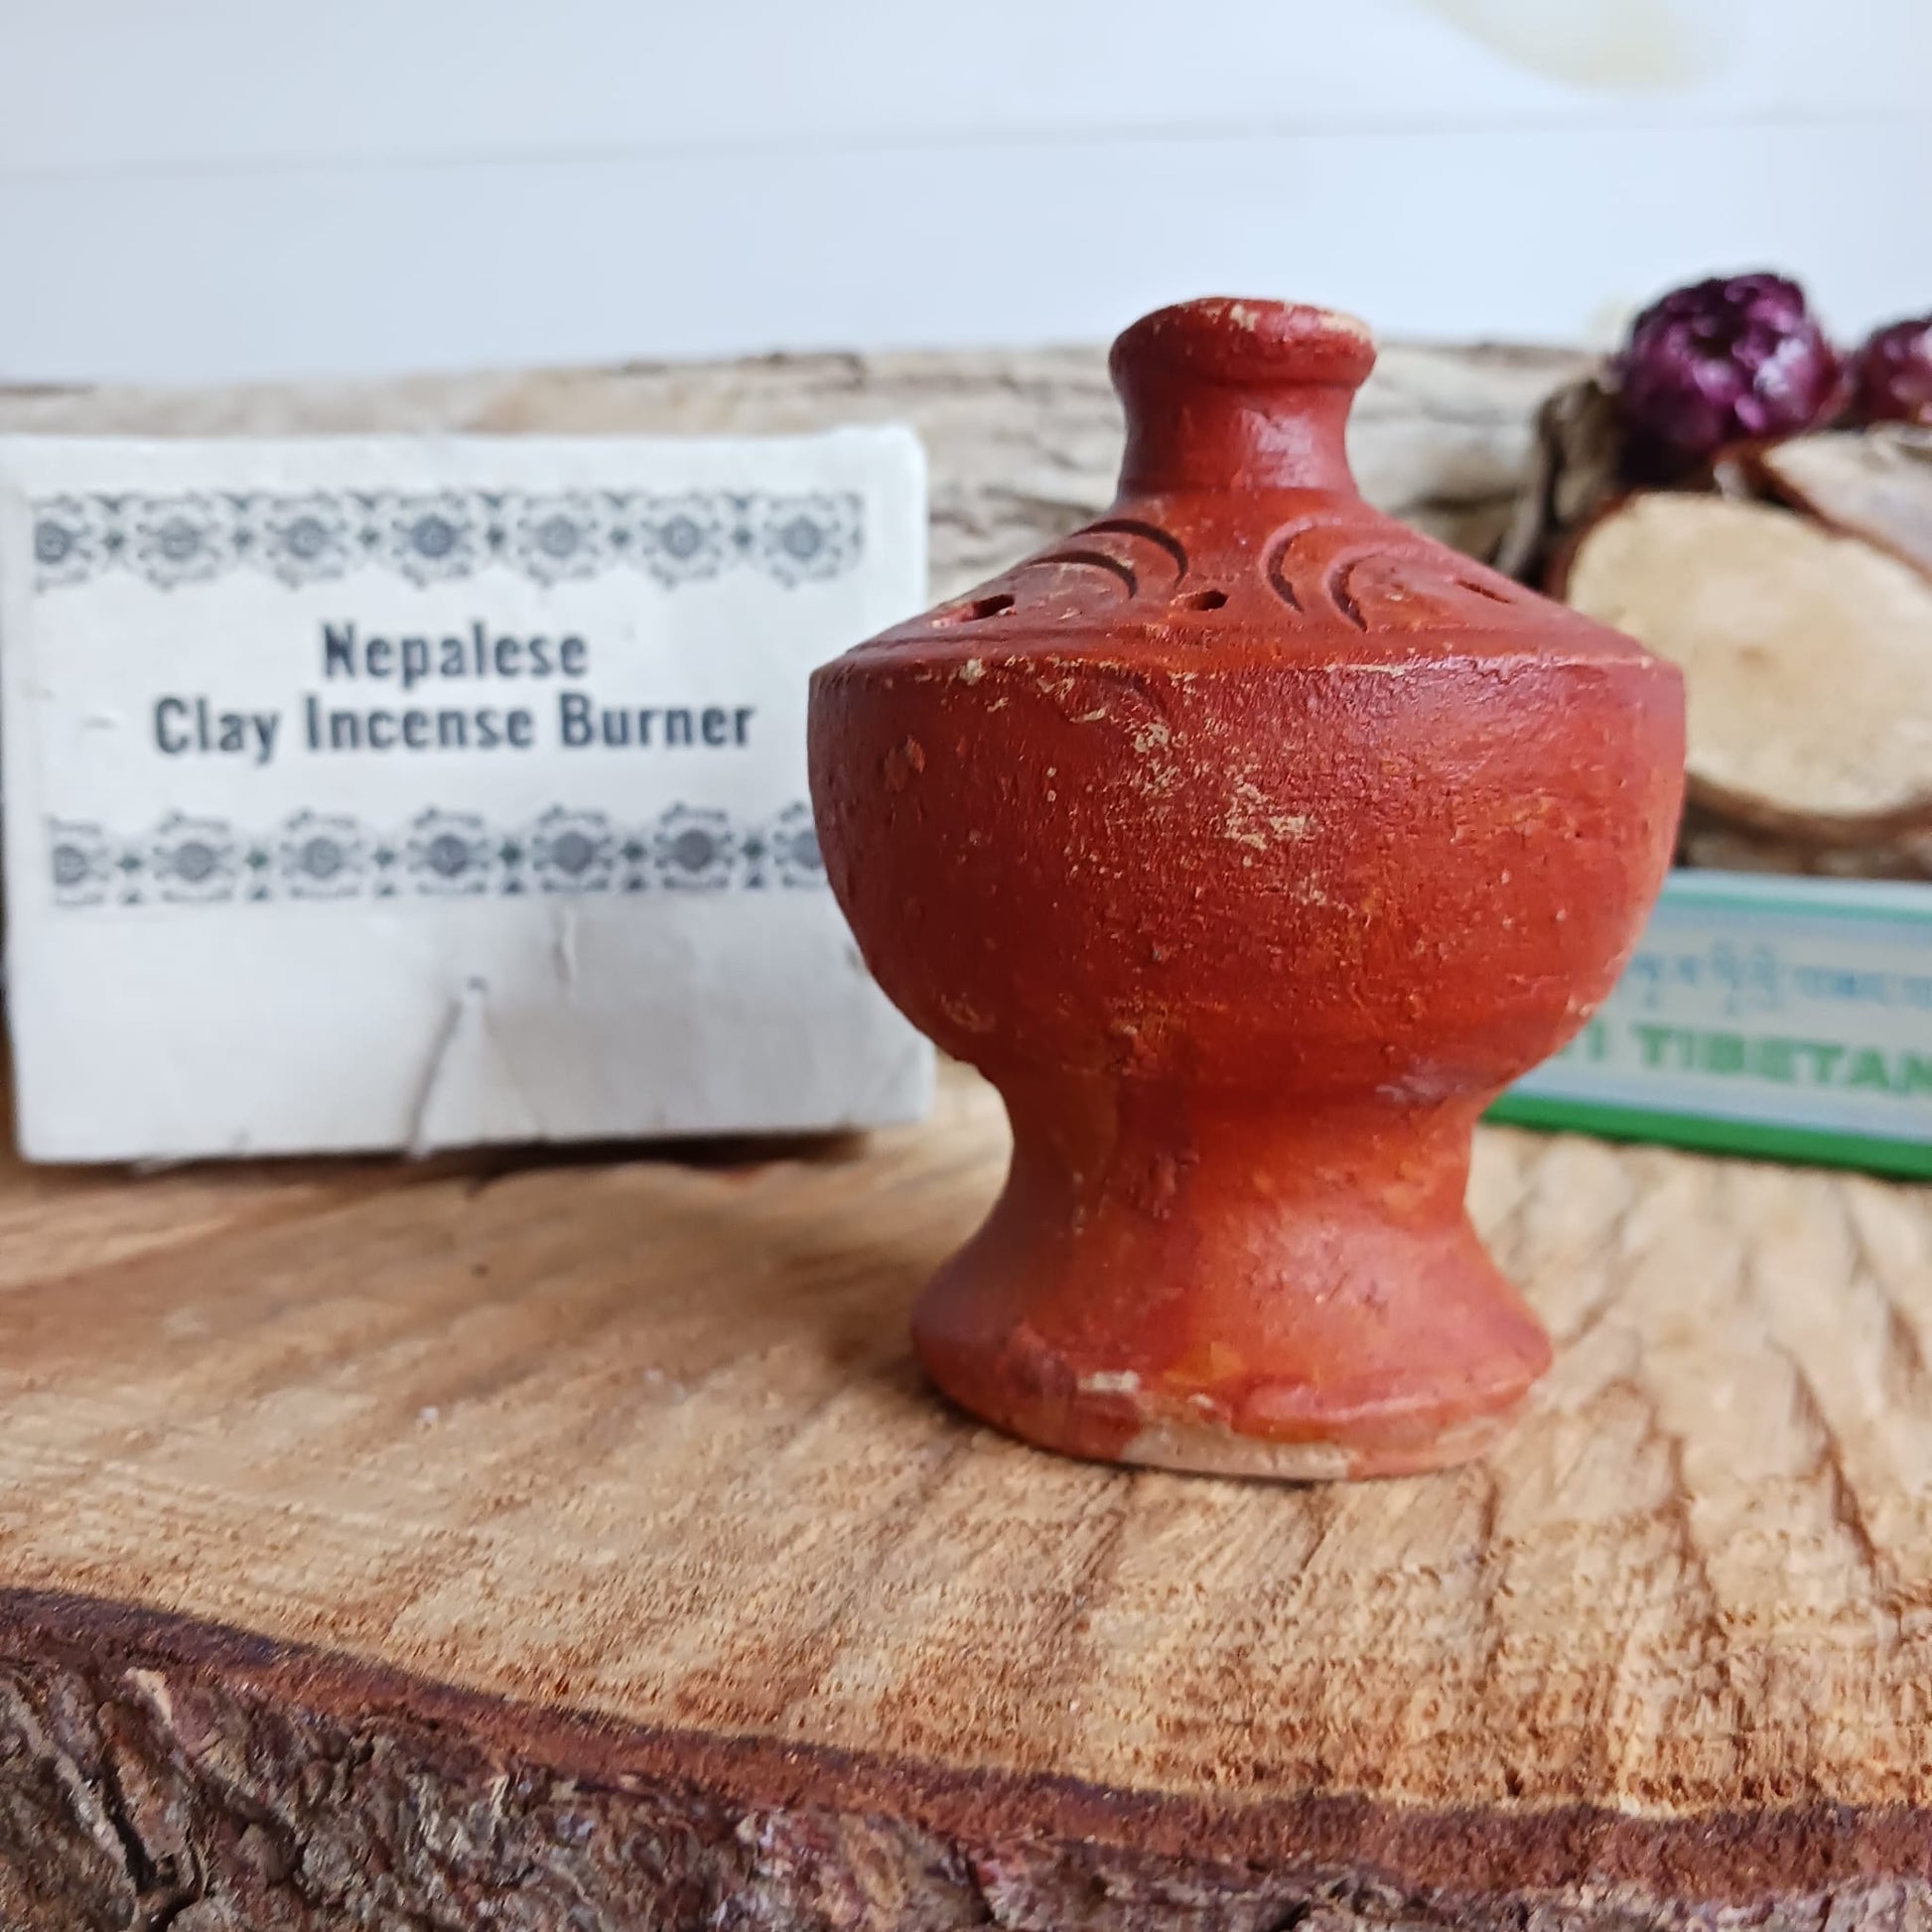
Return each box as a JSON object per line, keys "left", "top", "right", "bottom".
{"left": 5, "top": 341, "right": 1928, "bottom": 1927}
{"left": 1, "top": 1063, "right": 1931, "bottom": 1928}
{"left": 0, "top": 338, "right": 1591, "bottom": 603}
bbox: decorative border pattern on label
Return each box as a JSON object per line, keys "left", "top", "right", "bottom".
{"left": 47, "top": 803, "right": 826, "bottom": 906}
{"left": 30, "top": 490, "right": 865, "bottom": 593}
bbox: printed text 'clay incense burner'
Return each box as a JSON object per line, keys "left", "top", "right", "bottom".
{"left": 810, "top": 299, "right": 1684, "bottom": 1479}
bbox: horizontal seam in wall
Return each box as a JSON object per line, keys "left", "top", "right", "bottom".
{"left": 0, "top": 99, "right": 1920, "bottom": 191}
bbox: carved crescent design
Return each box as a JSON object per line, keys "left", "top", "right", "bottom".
{"left": 924, "top": 511, "right": 1538, "bottom": 636}
{"left": 1266, "top": 517, "right": 1541, "bottom": 634}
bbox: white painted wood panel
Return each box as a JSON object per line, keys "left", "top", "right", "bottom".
{"left": 1, "top": 0, "right": 1926, "bottom": 380}
{"left": 7, "top": 0, "right": 1927, "bottom": 175}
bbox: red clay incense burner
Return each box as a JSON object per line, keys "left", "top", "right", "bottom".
{"left": 809, "top": 299, "right": 1683, "bottom": 1479}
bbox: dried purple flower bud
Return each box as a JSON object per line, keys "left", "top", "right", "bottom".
{"left": 1612, "top": 272, "right": 1842, "bottom": 480}
{"left": 1852, "top": 316, "right": 1932, "bottom": 427}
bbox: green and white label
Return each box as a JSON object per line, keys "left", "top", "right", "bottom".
{"left": 1495, "top": 872, "right": 1932, "bottom": 1175}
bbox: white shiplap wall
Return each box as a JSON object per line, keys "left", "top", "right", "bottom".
{"left": 1, "top": 0, "right": 1927, "bottom": 381}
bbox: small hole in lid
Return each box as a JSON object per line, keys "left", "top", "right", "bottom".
{"left": 935, "top": 593, "right": 1015, "bottom": 624}
{"left": 1174, "top": 588, "right": 1227, "bottom": 611}
{"left": 1456, "top": 577, "right": 1514, "bottom": 607}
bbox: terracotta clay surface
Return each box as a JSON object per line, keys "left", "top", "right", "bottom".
{"left": 4, "top": 1062, "right": 1932, "bottom": 1927}
{"left": 811, "top": 300, "right": 1684, "bottom": 1478}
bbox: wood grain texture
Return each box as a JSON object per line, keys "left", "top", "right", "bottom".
{"left": 0, "top": 339, "right": 1590, "bottom": 605}
{"left": 1, "top": 1064, "right": 1931, "bottom": 1926}
{"left": 5, "top": 342, "right": 1928, "bottom": 1927}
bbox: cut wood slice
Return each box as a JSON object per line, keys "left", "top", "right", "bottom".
{"left": 7, "top": 1061, "right": 1932, "bottom": 1927}
{"left": 1677, "top": 812, "right": 1932, "bottom": 881}
{"left": 1491, "top": 374, "right": 1621, "bottom": 582}
{"left": 1561, "top": 491, "right": 1932, "bottom": 839}
{"left": 1754, "top": 426, "right": 1932, "bottom": 583}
